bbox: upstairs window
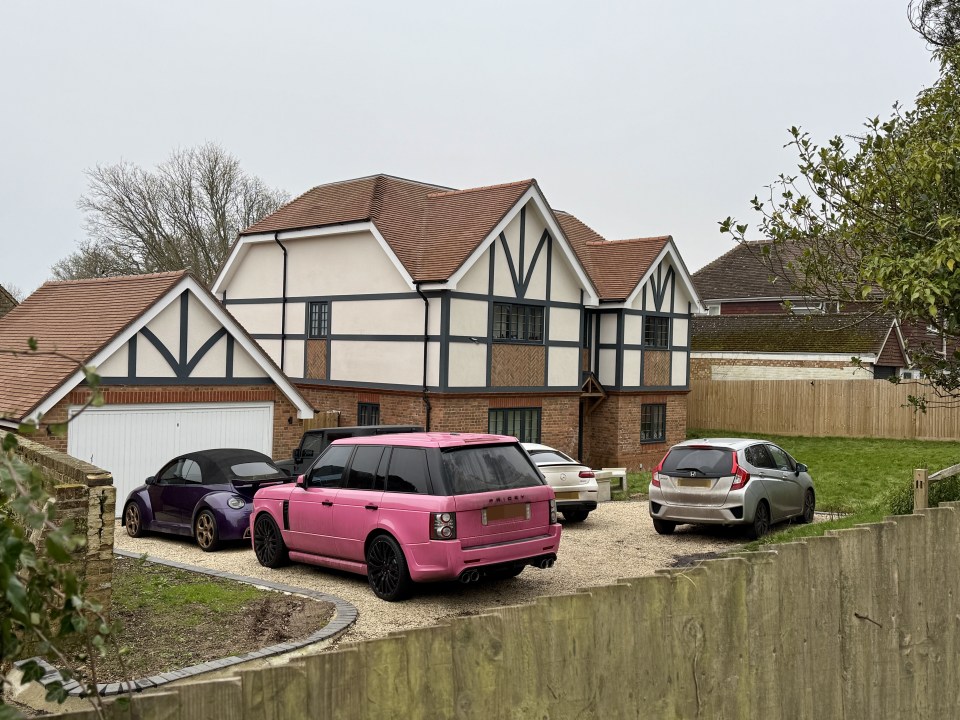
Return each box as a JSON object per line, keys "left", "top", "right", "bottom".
{"left": 643, "top": 316, "right": 669, "bottom": 348}
{"left": 493, "top": 303, "right": 544, "bottom": 343}
{"left": 308, "top": 301, "right": 329, "bottom": 338}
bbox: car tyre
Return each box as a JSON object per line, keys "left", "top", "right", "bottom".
{"left": 194, "top": 509, "right": 221, "bottom": 552}
{"left": 747, "top": 501, "right": 771, "bottom": 540}
{"left": 652, "top": 518, "right": 676, "bottom": 535}
{"left": 366, "top": 534, "right": 412, "bottom": 602}
{"left": 253, "top": 513, "right": 289, "bottom": 567}
{"left": 124, "top": 502, "right": 146, "bottom": 538}
{"left": 562, "top": 509, "right": 590, "bottom": 524}
{"left": 799, "top": 489, "right": 816, "bottom": 524}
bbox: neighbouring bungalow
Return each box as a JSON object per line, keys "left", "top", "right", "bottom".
{"left": 213, "top": 174, "right": 704, "bottom": 470}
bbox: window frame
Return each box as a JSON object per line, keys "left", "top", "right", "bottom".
{"left": 308, "top": 301, "right": 329, "bottom": 339}
{"left": 643, "top": 316, "right": 669, "bottom": 349}
{"left": 492, "top": 302, "right": 545, "bottom": 344}
{"left": 357, "top": 402, "right": 381, "bottom": 426}
{"left": 640, "top": 403, "right": 666, "bottom": 443}
{"left": 488, "top": 407, "right": 542, "bottom": 444}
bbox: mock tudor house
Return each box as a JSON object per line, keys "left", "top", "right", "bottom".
{"left": 213, "top": 174, "right": 703, "bottom": 470}
{"left": 0, "top": 271, "right": 313, "bottom": 511}
{"left": 691, "top": 241, "right": 911, "bottom": 380}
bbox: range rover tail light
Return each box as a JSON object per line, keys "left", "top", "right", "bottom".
{"left": 549, "top": 499, "right": 557, "bottom": 524}
{"left": 430, "top": 512, "right": 457, "bottom": 540}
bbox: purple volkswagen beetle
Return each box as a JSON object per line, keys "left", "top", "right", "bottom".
{"left": 122, "top": 449, "right": 289, "bottom": 551}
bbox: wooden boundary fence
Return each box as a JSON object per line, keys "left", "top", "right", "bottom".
{"left": 51, "top": 504, "right": 960, "bottom": 719}
{"left": 689, "top": 378, "right": 960, "bottom": 439}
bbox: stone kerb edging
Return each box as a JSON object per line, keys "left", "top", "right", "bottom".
{"left": 16, "top": 550, "right": 359, "bottom": 698}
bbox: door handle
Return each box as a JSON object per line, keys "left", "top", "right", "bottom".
{"left": 365, "top": 504, "right": 379, "bottom": 511}
{"left": 321, "top": 501, "right": 333, "bottom": 507}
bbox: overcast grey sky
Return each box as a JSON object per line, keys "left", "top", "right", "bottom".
{"left": 0, "top": 0, "right": 939, "bottom": 295}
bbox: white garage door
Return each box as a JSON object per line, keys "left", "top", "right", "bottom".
{"left": 67, "top": 402, "right": 274, "bottom": 516}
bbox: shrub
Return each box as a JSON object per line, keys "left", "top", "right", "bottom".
{"left": 884, "top": 474, "right": 960, "bottom": 516}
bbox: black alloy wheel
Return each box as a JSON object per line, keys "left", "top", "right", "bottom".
{"left": 253, "top": 514, "right": 288, "bottom": 568}
{"left": 800, "top": 489, "right": 816, "bottom": 524}
{"left": 366, "top": 534, "right": 412, "bottom": 602}
{"left": 749, "top": 501, "right": 771, "bottom": 540}
{"left": 124, "top": 502, "right": 145, "bottom": 538}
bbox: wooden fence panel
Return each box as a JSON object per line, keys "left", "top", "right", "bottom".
{"left": 689, "top": 378, "right": 960, "bottom": 439}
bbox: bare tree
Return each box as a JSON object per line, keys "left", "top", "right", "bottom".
{"left": 1, "top": 283, "right": 25, "bottom": 302}
{"left": 53, "top": 144, "right": 289, "bottom": 287}
{"left": 909, "top": 0, "right": 960, "bottom": 48}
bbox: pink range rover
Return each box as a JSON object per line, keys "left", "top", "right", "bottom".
{"left": 251, "top": 432, "right": 562, "bottom": 601}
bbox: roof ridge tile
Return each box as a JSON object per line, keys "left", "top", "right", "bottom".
{"left": 426, "top": 179, "right": 534, "bottom": 199}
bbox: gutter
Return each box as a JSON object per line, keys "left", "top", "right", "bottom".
{"left": 415, "top": 283, "right": 432, "bottom": 431}
{"left": 274, "top": 233, "right": 288, "bottom": 372}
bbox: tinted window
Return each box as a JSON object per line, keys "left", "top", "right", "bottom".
{"left": 309, "top": 445, "right": 353, "bottom": 488}
{"left": 766, "top": 445, "right": 796, "bottom": 472}
{"left": 661, "top": 447, "right": 733, "bottom": 477}
{"left": 745, "top": 444, "right": 776, "bottom": 469}
{"left": 529, "top": 449, "right": 576, "bottom": 465}
{"left": 231, "top": 461, "right": 283, "bottom": 478}
{"left": 300, "top": 434, "right": 325, "bottom": 458}
{"left": 441, "top": 444, "right": 544, "bottom": 495}
{"left": 386, "top": 448, "right": 431, "bottom": 494}
{"left": 158, "top": 461, "right": 180, "bottom": 484}
{"left": 345, "top": 446, "right": 384, "bottom": 490}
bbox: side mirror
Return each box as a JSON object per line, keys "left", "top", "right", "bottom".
{"left": 796, "top": 463, "right": 808, "bottom": 475}
{"left": 295, "top": 474, "right": 306, "bottom": 489}
{"left": 145, "top": 476, "right": 156, "bottom": 486}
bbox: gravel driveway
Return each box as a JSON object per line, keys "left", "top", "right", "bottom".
{"left": 113, "top": 501, "right": 744, "bottom": 645}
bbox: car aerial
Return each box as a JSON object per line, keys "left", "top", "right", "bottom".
{"left": 648, "top": 438, "right": 815, "bottom": 539}
{"left": 521, "top": 443, "right": 599, "bottom": 523}
{"left": 123, "top": 449, "right": 289, "bottom": 551}
{"left": 251, "top": 432, "right": 562, "bottom": 601}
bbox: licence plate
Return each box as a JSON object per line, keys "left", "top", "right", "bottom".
{"left": 555, "top": 492, "right": 580, "bottom": 500}
{"left": 482, "top": 503, "right": 530, "bottom": 525}
{"left": 677, "top": 478, "right": 712, "bottom": 488}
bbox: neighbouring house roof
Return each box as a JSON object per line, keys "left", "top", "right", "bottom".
{"left": 233, "top": 173, "right": 680, "bottom": 303}
{"left": 690, "top": 313, "right": 902, "bottom": 357}
{"left": 693, "top": 241, "right": 806, "bottom": 302}
{"left": 0, "top": 271, "right": 313, "bottom": 423}
{"left": 0, "top": 285, "right": 18, "bottom": 318}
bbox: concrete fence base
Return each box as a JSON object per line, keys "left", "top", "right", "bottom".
{"left": 50, "top": 505, "right": 960, "bottom": 719}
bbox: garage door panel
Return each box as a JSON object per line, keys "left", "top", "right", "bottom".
{"left": 67, "top": 403, "right": 273, "bottom": 516}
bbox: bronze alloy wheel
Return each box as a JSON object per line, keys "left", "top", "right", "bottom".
{"left": 194, "top": 510, "right": 220, "bottom": 552}
{"left": 124, "top": 502, "right": 143, "bottom": 538}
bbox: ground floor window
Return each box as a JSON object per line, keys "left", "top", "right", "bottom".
{"left": 641, "top": 403, "right": 666, "bottom": 442}
{"left": 357, "top": 402, "right": 380, "bottom": 426}
{"left": 488, "top": 408, "right": 541, "bottom": 443}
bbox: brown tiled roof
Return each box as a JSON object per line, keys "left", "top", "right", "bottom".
{"left": 691, "top": 313, "right": 897, "bottom": 355}
{"left": 556, "top": 211, "right": 669, "bottom": 301}
{"left": 0, "top": 271, "right": 186, "bottom": 421}
{"left": 693, "top": 241, "right": 805, "bottom": 301}
{"left": 0, "top": 285, "right": 17, "bottom": 318}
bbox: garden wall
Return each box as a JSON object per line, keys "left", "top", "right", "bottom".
{"left": 50, "top": 504, "right": 960, "bottom": 719}
{"left": 4, "top": 430, "right": 115, "bottom": 610}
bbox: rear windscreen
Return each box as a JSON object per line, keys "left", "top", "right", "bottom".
{"left": 528, "top": 450, "right": 576, "bottom": 465}
{"left": 661, "top": 447, "right": 733, "bottom": 477}
{"left": 441, "top": 444, "right": 545, "bottom": 495}
{"left": 231, "top": 461, "right": 284, "bottom": 478}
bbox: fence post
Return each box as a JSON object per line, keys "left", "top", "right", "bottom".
{"left": 914, "top": 468, "right": 929, "bottom": 511}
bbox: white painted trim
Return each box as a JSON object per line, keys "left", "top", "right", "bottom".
{"left": 67, "top": 401, "right": 274, "bottom": 416}
{"left": 27, "top": 275, "right": 315, "bottom": 422}
{"left": 0, "top": 419, "right": 18, "bottom": 431}
{"left": 692, "top": 351, "right": 877, "bottom": 363}
{"left": 621, "top": 240, "right": 704, "bottom": 313}
{"left": 212, "top": 222, "right": 416, "bottom": 295}
{"left": 443, "top": 186, "right": 601, "bottom": 306}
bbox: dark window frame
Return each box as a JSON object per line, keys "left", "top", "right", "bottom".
{"left": 492, "top": 302, "right": 544, "bottom": 344}
{"left": 643, "top": 316, "right": 669, "bottom": 348}
{"left": 640, "top": 403, "right": 666, "bottom": 443}
{"left": 308, "top": 301, "right": 329, "bottom": 339}
{"left": 357, "top": 402, "right": 381, "bottom": 426}
{"left": 488, "top": 407, "right": 542, "bottom": 443}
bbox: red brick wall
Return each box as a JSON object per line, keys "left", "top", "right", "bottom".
{"left": 583, "top": 392, "right": 687, "bottom": 472}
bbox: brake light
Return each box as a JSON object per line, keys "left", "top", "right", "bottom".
{"left": 578, "top": 470, "right": 595, "bottom": 479}
{"left": 651, "top": 453, "right": 669, "bottom": 488}
{"left": 730, "top": 452, "right": 750, "bottom": 490}
{"left": 430, "top": 512, "right": 457, "bottom": 540}
{"left": 549, "top": 499, "right": 557, "bottom": 524}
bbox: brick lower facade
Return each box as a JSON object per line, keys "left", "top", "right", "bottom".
{"left": 582, "top": 392, "right": 687, "bottom": 472}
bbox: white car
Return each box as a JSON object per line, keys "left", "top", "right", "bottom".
{"left": 522, "top": 443, "right": 599, "bottom": 523}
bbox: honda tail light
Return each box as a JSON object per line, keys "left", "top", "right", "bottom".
{"left": 578, "top": 470, "right": 595, "bottom": 479}
{"left": 651, "top": 453, "right": 669, "bottom": 488}
{"left": 430, "top": 512, "right": 457, "bottom": 540}
{"left": 730, "top": 452, "right": 750, "bottom": 490}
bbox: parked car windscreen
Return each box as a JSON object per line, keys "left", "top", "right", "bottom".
{"left": 441, "top": 444, "right": 545, "bottom": 495}
{"left": 661, "top": 447, "right": 733, "bottom": 477}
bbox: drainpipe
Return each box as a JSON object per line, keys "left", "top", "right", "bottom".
{"left": 274, "top": 233, "right": 288, "bottom": 372}
{"left": 415, "top": 282, "right": 432, "bottom": 431}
